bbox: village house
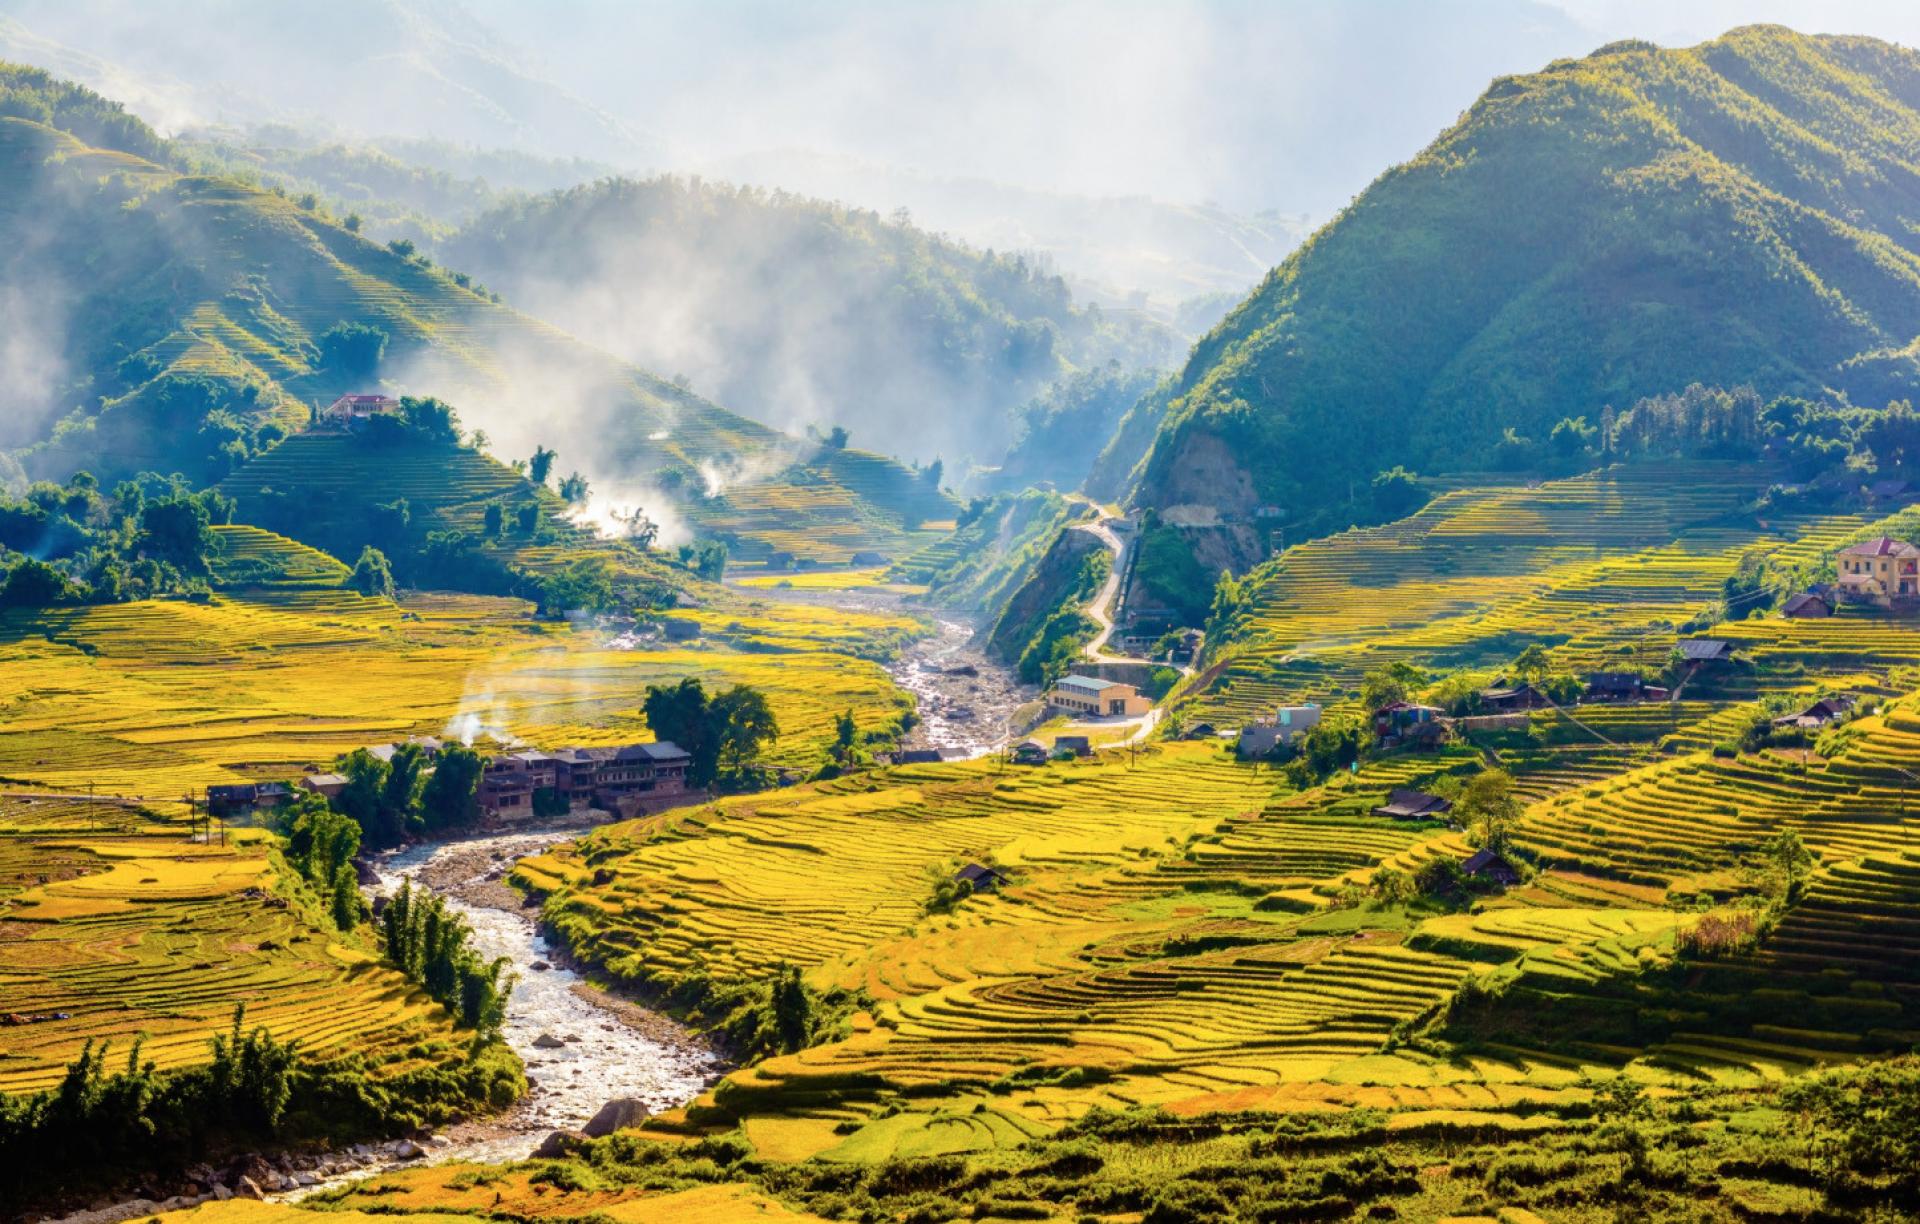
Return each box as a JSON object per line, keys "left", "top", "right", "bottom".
{"left": 1045, "top": 675, "right": 1152, "bottom": 718}
{"left": 1678, "top": 639, "right": 1734, "bottom": 665}
{"left": 888, "top": 748, "right": 946, "bottom": 765}
{"left": 1781, "top": 592, "right": 1833, "bottom": 619}
{"left": 1053, "top": 735, "right": 1093, "bottom": 757}
{"left": 1012, "top": 740, "right": 1049, "bottom": 765}
{"left": 850, "top": 550, "right": 890, "bottom": 566}
{"left": 1773, "top": 696, "right": 1854, "bottom": 731}
{"left": 1237, "top": 702, "right": 1322, "bottom": 758}
{"left": 1372, "top": 788, "right": 1453, "bottom": 821}
{"left": 1374, "top": 701, "right": 1446, "bottom": 747}
{"left": 207, "top": 781, "right": 291, "bottom": 818}
{"left": 1835, "top": 536, "right": 1920, "bottom": 607}
{"left": 1477, "top": 682, "right": 1549, "bottom": 713}
{"left": 661, "top": 617, "right": 702, "bottom": 642}
{"left": 474, "top": 741, "right": 694, "bottom": 818}
{"left": 954, "top": 863, "right": 1010, "bottom": 893}
{"left": 1462, "top": 847, "right": 1521, "bottom": 886}
{"left": 299, "top": 772, "right": 347, "bottom": 799}
{"left": 321, "top": 394, "right": 401, "bottom": 428}
{"left": 1584, "top": 672, "right": 1663, "bottom": 702}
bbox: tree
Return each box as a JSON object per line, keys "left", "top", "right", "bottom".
{"left": 769, "top": 963, "right": 813, "bottom": 1053}
{"left": 382, "top": 742, "right": 428, "bottom": 836}
{"left": 343, "top": 213, "right": 362, "bottom": 232}
{"left": 529, "top": 446, "right": 558, "bottom": 486}
{"left": 643, "top": 678, "right": 719, "bottom": 786}
{"left": 349, "top": 546, "right": 394, "bottom": 597}
{"left": 923, "top": 457, "right": 944, "bottom": 489}
{"left": 334, "top": 748, "right": 393, "bottom": 844}
{"left": 832, "top": 708, "right": 858, "bottom": 767}
{"left": 420, "top": 744, "right": 484, "bottom": 830}
{"left": 826, "top": 426, "right": 849, "bottom": 449}
{"left": 1549, "top": 415, "right": 1598, "bottom": 462}
{"left": 515, "top": 502, "right": 541, "bottom": 535}
{"left": 1456, "top": 769, "right": 1521, "bottom": 853}
{"left": 316, "top": 321, "right": 387, "bottom": 380}
{"left": 617, "top": 506, "right": 659, "bottom": 548}
{"left": 397, "top": 396, "right": 460, "bottom": 445}
{"left": 717, "top": 688, "right": 776, "bottom": 775}
{"left": 1511, "top": 644, "right": 1551, "bottom": 682}
{"left": 386, "top": 238, "right": 416, "bottom": 259}
{"left": 483, "top": 502, "right": 504, "bottom": 538}
{"left": 558, "top": 472, "right": 591, "bottom": 504}
{"left": 0, "top": 558, "right": 75, "bottom": 608}
{"left": 532, "top": 558, "right": 615, "bottom": 616}
{"left": 137, "top": 497, "right": 213, "bottom": 570}
{"left": 1360, "top": 661, "right": 1424, "bottom": 712}
{"left": 1371, "top": 466, "right": 1423, "bottom": 519}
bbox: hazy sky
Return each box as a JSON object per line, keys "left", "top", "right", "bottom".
{"left": 10, "top": 0, "right": 1920, "bottom": 220}
{"left": 462, "top": 0, "right": 1920, "bottom": 215}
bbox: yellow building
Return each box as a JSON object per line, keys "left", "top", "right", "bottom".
{"left": 1836, "top": 535, "right": 1920, "bottom": 606}
{"left": 1047, "top": 674, "right": 1152, "bottom": 718}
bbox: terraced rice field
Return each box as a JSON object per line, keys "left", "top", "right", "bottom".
{"left": 0, "top": 586, "right": 921, "bottom": 795}
{"left": 522, "top": 738, "right": 1786, "bottom": 1161}
{"left": 1186, "top": 461, "right": 1872, "bottom": 727}
{"left": 0, "top": 794, "right": 464, "bottom": 1093}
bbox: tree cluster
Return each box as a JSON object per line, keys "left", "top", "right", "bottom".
{"left": 641, "top": 677, "right": 779, "bottom": 788}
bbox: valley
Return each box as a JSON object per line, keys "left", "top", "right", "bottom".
{"left": 6, "top": 14, "right": 1920, "bottom": 1224}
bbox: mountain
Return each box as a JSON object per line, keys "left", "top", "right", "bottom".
{"left": 702, "top": 148, "right": 1307, "bottom": 313}
{"left": 438, "top": 176, "right": 1183, "bottom": 472}
{"left": 1129, "top": 26, "right": 1920, "bottom": 566}
{"left": 0, "top": 62, "right": 950, "bottom": 565}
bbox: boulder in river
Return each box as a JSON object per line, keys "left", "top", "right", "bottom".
{"left": 532, "top": 1129, "right": 586, "bottom": 1159}
{"left": 530, "top": 960, "right": 552, "bottom": 971}
{"left": 532, "top": 1033, "right": 566, "bottom": 1049}
{"left": 581, "top": 1097, "right": 651, "bottom": 1137}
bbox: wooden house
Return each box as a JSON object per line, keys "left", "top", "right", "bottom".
{"left": 1462, "top": 848, "right": 1521, "bottom": 886}
{"left": 954, "top": 863, "right": 1010, "bottom": 893}
{"left": 1373, "top": 788, "right": 1453, "bottom": 821}
{"left": 1781, "top": 592, "right": 1832, "bottom": 619}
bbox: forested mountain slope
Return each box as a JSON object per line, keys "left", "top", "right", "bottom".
{"left": 0, "top": 64, "right": 952, "bottom": 560}
{"left": 439, "top": 177, "right": 1181, "bottom": 471}
{"left": 1132, "top": 26, "right": 1920, "bottom": 560}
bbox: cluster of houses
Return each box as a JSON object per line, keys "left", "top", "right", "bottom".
{"left": 1366, "top": 788, "right": 1521, "bottom": 885}
{"left": 209, "top": 734, "right": 695, "bottom": 822}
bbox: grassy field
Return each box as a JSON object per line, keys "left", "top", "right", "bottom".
{"left": 0, "top": 794, "right": 466, "bottom": 1095}
{"left": 0, "top": 586, "right": 922, "bottom": 797}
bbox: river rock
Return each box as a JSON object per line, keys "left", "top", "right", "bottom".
{"left": 530, "top": 960, "right": 552, "bottom": 971}
{"left": 235, "top": 1176, "right": 265, "bottom": 1200}
{"left": 394, "top": 1139, "right": 426, "bottom": 1160}
{"left": 532, "top": 1032, "right": 566, "bottom": 1049}
{"left": 209, "top": 1183, "right": 232, "bottom": 1201}
{"left": 581, "top": 1097, "right": 651, "bottom": 1138}
{"left": 532, "top": 1129, "right": 586, "bottom": 1159}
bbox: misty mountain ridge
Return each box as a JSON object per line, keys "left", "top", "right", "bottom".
{"left": 701, "top": 146, "right": 1309, "bottom": 314}
{"left": 1130, "top": 24, "right": 1920, "bottom": 566}
{"left": 438, "top": 175, "right": 1185, "bottom": 472}
{"left": 0, "top": 62, "right": 953, "bottom": 568}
